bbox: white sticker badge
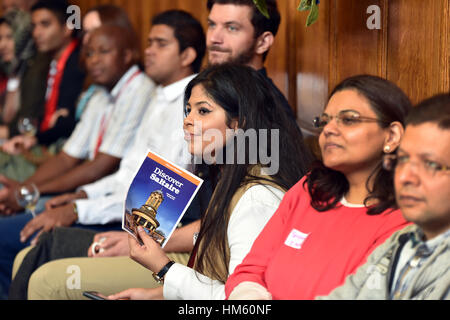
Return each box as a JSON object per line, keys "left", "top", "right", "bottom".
{"left": 284, "top": 229, "right": 309, "bottom": 249}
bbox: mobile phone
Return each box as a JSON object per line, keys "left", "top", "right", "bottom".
{"left": 83, "top": 291, "right": 108, "bottom": 300}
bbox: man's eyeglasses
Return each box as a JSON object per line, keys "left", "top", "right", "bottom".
{"left": 313, "top": 110, "right": 388, "bottom": 130}
{"left": 382, "top": 154, "right": 450, "bottom": 177}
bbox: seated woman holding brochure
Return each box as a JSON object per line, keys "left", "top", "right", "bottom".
{"left": 108, "top": 63, "right": 313, "bottom": 300}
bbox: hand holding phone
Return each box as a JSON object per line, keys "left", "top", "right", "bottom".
{"left": 83, "top": 291, "right": 108, "bottom": 300}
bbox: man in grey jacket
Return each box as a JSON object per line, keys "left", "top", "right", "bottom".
{"left": 318, "top": 93, "right": 450, "bottom": 300}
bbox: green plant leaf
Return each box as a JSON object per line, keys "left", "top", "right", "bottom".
{"left": 306, "top": 0, "right": 319, "bottom": 26}
{"left": 253, "top": 0, "right": 270, "bottom": 19}
{"left": 298, "top": 0, "right": 312, "bottom": 11}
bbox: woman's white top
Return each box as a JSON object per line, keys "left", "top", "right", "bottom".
{"left": 163, "top": 184, "right": 285, "bottom": 300}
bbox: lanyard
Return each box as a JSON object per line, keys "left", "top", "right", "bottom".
{"left": 0, "top": 77, "right": 6, "bottom": 94}
{"left": 93, "top": 69, "right": 141, "bottom": 158}
{"left": 40, "top": 39, "right": 79, "bottom": 132}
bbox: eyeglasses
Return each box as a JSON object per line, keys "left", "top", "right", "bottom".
{"left": 313, "top": 110, "right": 388, "bottom": 130}
{"left": 383, "top": 154, "right": 450, "bottom": 177}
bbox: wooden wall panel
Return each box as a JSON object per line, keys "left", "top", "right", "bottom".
{"left": 70, "top": 0, "right": 210, "bottom": 66}
{"left": 294, "top": 0, "right": 449, "bottom": 133}
{"left": 294, "top": 0, "right": 330, "bottom": 132}
{"left": 264, "top": 0, "right": 290, "bottom": 100}
{"left": 1, "top": 0, "right": 448, "bottom": 132}
{"left": 331, "top": 0, "right": 385, "bottom": 87}
{"left": 386, "top": 0, "right": 450, "bottom": 104}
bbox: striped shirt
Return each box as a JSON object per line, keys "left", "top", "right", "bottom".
{"left": 74, "top": 74, "right": 195, "bottom": 225}
{"left": 63, "top": 65, "right": 155, "bottom": 160}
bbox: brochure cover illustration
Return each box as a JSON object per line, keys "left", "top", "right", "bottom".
{"left": 123, "top": 150, "right": 202, "bottom": 247}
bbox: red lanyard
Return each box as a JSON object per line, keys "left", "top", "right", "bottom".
{"left": 0, "top": 77, "right": 6, "bottom": 93}
{"left": 40, "top": 39, "right": 79, "bottom": 132}
{"left": 93, "top": 69, "right": 141, "bottom": 158}
{"left": 187, "top": 243, "right": 198, "bottom": 268}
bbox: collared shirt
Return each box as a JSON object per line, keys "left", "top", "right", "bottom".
{"left": 63, "top": 65, "right": 155, "bottom": 160}
{"left": 391, "top": 228, "right": 450, "bottom": 299}
{"left": 74, "top": 74, "right": 196, "bottom": 225}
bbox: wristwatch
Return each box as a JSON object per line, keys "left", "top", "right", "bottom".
{"left": 152, "top": 261, "right": 175, "bottom": 284}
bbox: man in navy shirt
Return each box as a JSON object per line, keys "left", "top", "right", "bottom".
{"left": 206, "top": 0, "right": 296, "bottom": 118}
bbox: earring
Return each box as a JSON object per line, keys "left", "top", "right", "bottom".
{"left": 384, "top": 145, "right": 391, "bottom": 153}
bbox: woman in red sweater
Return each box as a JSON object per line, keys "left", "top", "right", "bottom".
{"left": 226, "top": 75, "right": 413, "bottom": 300}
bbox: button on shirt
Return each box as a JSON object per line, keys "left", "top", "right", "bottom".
{"left": 63, "top": 65, "right": 155, "bottom": 160}
{"left": 74, "top": 74, "right": 196, "bottom": 225}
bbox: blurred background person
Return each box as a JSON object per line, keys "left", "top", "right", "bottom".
{"left": 2, "top": 0, "right": 38, "bottom": 14}
{"left": 0, "top": 0, "right": 85, "bottom": 180}
{"left": 81, "top": 4, "right": 135, "bottom": 46}
{"left": 8, "top": 9, "right": 206, "bottom": 300}
{"left": 75, "top": 4, "right": 137, "bottom": 121}
{"left": 0, "top": 9, "right": 40, "bottom": 140}
{"left": 0, "top": 23, "right": 154, "bottom": 300}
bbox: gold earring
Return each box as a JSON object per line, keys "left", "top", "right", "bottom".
{"left": 384, "top": 145, "right": 391, "bottom": 153}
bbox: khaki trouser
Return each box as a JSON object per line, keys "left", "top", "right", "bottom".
{"left": 12, "top": 247, "right": 189, "bottom": 300}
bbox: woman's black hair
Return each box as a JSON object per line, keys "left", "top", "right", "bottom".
{"left": 306, "top": 74, "right": 412, "bottom": 215}
{"left": 0, "top": 9, "right": 34, "bottom": 75}
{"left": 184, "top": 63, "right": 313, "bottom": 281}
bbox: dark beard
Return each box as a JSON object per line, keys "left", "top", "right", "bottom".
{"left": 228, "top": 41, "right": 256, "bottom": 65}
{"left": 207, "top": 40, "right": 256, "bottom": 66}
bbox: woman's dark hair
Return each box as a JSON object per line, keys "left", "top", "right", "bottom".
{"left": 0, "top": 9, "right": 35, "bottom": 75}
{"left": 85, "top": 5, "right": 139, "bottom": 63}
{"left": 0, "top": 10, "right": 33, "bottom": 65}
{"left": 151, "top": 10, "right": 206, "bottom": 73}
{"left": 184, "top": 63, "right": 313, "bottom": 281}
{"left": 86, "top": 4, "right": 134, "bottom": 30}
{"left": 306, "top": 74, "right": 412, "bottom": 215}
{"left": 79, "top": 5, "right": 139, "bottom": 73}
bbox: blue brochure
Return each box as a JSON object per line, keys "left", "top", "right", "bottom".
{"left": 123, "top": 150, "right": 203, "bottom": 247}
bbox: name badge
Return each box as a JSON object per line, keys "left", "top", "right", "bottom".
{"left": 284, "top": 229, "right": 309, "bottom": 249}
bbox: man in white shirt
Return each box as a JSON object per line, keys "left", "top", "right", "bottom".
{"left": 22, "top": 11, "right": 204, "bottom": 231}
{"left": 0, "top": 25, "right": 154, "bottom": 215}
{"left": 19, "top": 11, "right": 205, "bottom": 236}
{"left": 6, "top": 9, "right": 207, "bottom": 300}
{"left": 0, "top": 24, "right": 154, "bottom": 298}
{"left": 9, "top": 3, "right": 292, "bottom": 299}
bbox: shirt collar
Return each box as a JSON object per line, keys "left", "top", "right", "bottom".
{"left": 156, "top": 74, "right": 197, "bottom": 103}
{"left": 339, "top": 196, "right": 365, "bottom": 208}
{"left": 110, "top": 65, "right": 140, "bottom": 99}
{"left": 409, "top": 226, "right": 450, "bottom": 252}
{"left": 257, "top": 67, "right": 268, "bottom": 77}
